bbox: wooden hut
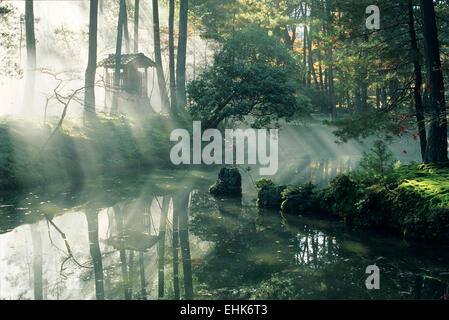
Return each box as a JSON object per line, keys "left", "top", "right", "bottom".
{"left": 98, "top": 53, "right": 156, "bottom": 114}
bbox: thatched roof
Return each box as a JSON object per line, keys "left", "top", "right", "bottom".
{"left": 98, "top": 53, "right": 156, "bottom": 69}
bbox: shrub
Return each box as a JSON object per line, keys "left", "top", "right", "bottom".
{"left": 281, "top": 182, "right": 322, "bottom": 214}
{"left": 255, "top": 178, "right": 276, "bottom": 190}
{"left": 359, "top": 140, "right": 399, "bottom": 186}
{"left": 353, "top": 188, "right": 398, "bottom": 230}
{"left": 322, "top": 174, "right": 361, "bottom": 223}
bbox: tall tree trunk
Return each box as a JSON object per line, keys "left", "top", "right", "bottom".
{"left": 176, "top": 0, "right": 189, "bottom": 115}
{"left": 303, "top": 25, "right": 308, "bottom": 85}
{"left": 123, "top": 0, "right": 130, "bottom": 53}
{"left": 23, "top": 0, "right": 36, "bottom": 113}
{"left": 152, "top": 0, "right": 170, "bottom": 113}
{"left": 84, "top": 0, "right": 99, "bottom": 124}
{"left": 111, "top": 0, "right": 126, "bottom": 115}
{"left": 408, "top": 0, "right": 427, "bottom": 162}
{"left": 169, "top": 0, "right": 177, "bottom": 116}
{"left": 133, "top": 0, "right": 139, "bottom": 53}
{"left": 317, "top": 49, "right": 324, "bottom": 91}
{"left": 420, "top": 0, "right": 448, "bottom": 163}
{"left": 85, "top": 209, "right": 105, "bottom": 300}
{"left": 308, "top": 27, "right": 318, "bottom": 89}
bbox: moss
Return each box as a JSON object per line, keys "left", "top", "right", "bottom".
{"left": 281, "top": 183, "right": 322, "bottom": 214}
{"left": 327, "top": 164, "right": 449, "bottom": 242}
{"left": 257, "top": 164, "right": 449, "bottom": 243}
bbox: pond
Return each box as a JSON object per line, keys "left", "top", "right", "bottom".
{"left": 0, "top": 160, "right": 448, "bottom": 300}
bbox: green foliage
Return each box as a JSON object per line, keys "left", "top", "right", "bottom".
{"left": 0, "top": 3, "right": 22, "bottom": 77}
{"left": 187, "top": 27, "right": 310, "bottom": 129}
{"left": 320, "top": 164, "right": 449, "bottom": 242}
{"left": 255, "top": 178, "right": 275, "bottom": 190}
{"left": 321, "top": 174, "right": 361, "bottom": 223}
{"left": 359, "top": 140, "right": 399, "bottom": 185}
{"left": 280, "top": 182, "right": 321, "bottom": 214}
{"left": 190, "top": 0, "right": 299, "bottom": 42}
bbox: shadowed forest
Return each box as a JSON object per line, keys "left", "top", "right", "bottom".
{"left": 0, "top": 0, "right": 449, "bottom": 301}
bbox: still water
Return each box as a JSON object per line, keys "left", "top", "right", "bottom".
{"left": 0, "top": 159, "right": 448, "bottom": 300}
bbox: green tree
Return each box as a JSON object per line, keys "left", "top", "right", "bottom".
{"left": 187, "top": 27, "right": 310, "bottom": 129}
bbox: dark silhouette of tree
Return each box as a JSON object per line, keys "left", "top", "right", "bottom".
{"left": 133, "top": 0, "right": 139, "bottom": 53}
{"left": 169, "top": 0, "right": 177, "bottom": 116}
{"left": 152, "top": 0, "right": 170, "bottom": 113}
{"left": 111, "top": 0, "right": 127, "bottom": 115}
{"left": 84, "top": 0, "right": 99, "bottom": 123}
{"left": 176, "top": 0, "right": 189, "bottom": 114}
{"left": 420, "top": 0, "right": 448, "bottom": 163}
{"left": 23, "top": 0, "right": 36, "bottom": 113}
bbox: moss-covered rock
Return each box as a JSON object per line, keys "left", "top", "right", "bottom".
{"left": 209, "top": 167, "right": 242, "bottom": 197}
{"left": 281, "top": 183, "right": 322, "bottom": 214}
{"left": 321, "top": 165, "right": 449, "bottom": 242}
{"left": 256, "top": 185, "right": 287, "bottom": 209}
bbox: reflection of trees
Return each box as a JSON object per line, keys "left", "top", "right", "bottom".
{"left": 138, "top": 251, "right": 146, "bottom": 300}
{"left": 85, "top": 208, "right": 105, "bottom": 300}
{"left": 172, "top": 195, "right": 180, "bottom": 300}
{"left": 157, "top": 197, "right": 169, "bottom": 299}
{"left": 189, "top": 192, "right": 277, "bottom": 293}
{"left": 176, "top": 192, "right": 193, "bottom": 300}
{"left": 113, "top": 205, "right": 132, "bottom": 300}
{"left": 30, "top": 224, "right": 43, "bottom": 300}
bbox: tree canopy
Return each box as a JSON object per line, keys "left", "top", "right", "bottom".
{"left": 187, "top": 27, "right": 311, "bottom": 128}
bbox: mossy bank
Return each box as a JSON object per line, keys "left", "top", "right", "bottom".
{"left": 256, "top": 163, "right": 449, "bottom": 243}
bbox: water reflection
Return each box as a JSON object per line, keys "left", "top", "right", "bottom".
{"left": 85, "top": 208, "right": 104, "bottom": 300}
{"left": 0, "top": 169, "right": 448, "bottom": 300}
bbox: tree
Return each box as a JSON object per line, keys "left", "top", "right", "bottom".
{"left": 176, "top": 0, "right": 189, "bottom": 115}
{"left": 169, "top": 0, "right": 177, "bottom": 116}
{"left": 23, "top": 0, "right": 36, "bottom": 113}
{"left": 188, "top": 28, "right": 309, "bottom": 129}
{"left": 420, "top": 0, "right": 448, "bottom": 163}
{"left": 84, "top": 0, "right": 99, "bottom": 123}
{"left": 152, "top": 0, "right": 170, "bottom": 113}
{"left": 123, "top": 0, "right": 130, "bottom": 53}
{"left": 407, "top": 0, "right": 426, "bottom": 162}
{"left": 0, "top": 4, "right": 21, "bottom": 78}
{"left": 111, "top": 0, "right": 126, "bottom": 115}
{"left": 133, "top": 0, "right": 139, "bottom": 53}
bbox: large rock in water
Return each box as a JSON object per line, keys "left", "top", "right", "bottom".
{"left": 209, "top": 168, "right": 242, "bottom": 197}
{"left": 257, "top": 185, "right": 287, "bottom": 209}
